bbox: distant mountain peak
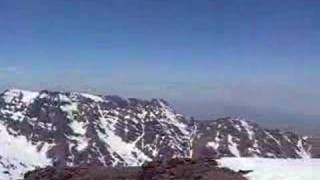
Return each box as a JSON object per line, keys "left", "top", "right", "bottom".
{"left": 193, "top": 117, "right": 312, "bottom": 159}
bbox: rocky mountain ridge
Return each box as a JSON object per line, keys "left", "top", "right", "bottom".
{"left": 193, "top": 118, "right": 311, "bottom": 159}
{"left": 0, "top": 89, "right": 312, "bottom": 179}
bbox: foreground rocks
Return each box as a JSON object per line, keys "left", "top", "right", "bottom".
{"left": 24, "top": 158, "right": 248, "bottom": 180}
{"left": 141, "top": 158, "right": 247, "bottom": 180}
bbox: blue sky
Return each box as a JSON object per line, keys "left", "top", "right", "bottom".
{"left": 0, "top": 0, "right": 319, "bottom": 129}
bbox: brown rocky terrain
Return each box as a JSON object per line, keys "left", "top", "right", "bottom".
{"left": 23, "top": 158, "right": 248, "bottom": 180}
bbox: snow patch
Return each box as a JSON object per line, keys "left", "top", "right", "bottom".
{"left": 228, "top": 135, "right": 240, "bottom": 157}
{"left": 0, "top": 122, "right": 52, "bottom": 179}
{"left": 219, "top": 158, "right": 320, "bottom": 180}
{"left": 207, "top": 141, "right": 219, "bottom": 150}
{"left": 296, "top": 139, "right": 311, "bottom": 159}
{"left": 239, "top": 119, "right": 254, "bottom": 140}
{"left": 265, "top": 131, "right": 281, "bottom": 145}
{"left": 2, "top": 89, "right": 38, "bottom": 105}
{"left": 96, "top": 105, "right": 151, "bottom": 166}
{"left": 80, "top": 93, "right": 104, "bottom": 102}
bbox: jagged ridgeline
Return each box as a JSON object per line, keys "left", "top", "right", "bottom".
{"left": 0, "top": 89, "right": 312, "bottom": 179}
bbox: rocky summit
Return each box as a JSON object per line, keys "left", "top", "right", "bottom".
{"left": 0, "top": 89, "right": 313, "bottom": 179}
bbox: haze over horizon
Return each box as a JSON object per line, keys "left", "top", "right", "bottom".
{"left": 0, "top": 0, "right": 319, "bottom": 133}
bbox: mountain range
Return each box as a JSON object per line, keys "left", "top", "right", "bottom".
{"left": 0, "top": 89, "right": 314, "bottom": 179}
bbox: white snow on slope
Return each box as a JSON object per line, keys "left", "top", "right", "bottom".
{"left": 296, "top": 139, "right": 311, "bottom": 159}
{"left": 80, "top": 93, "right": 104, "bottom": 102}
{"left": 96, "top": 105, "right": 151, "bottom": 166}
{"left": 219, "top": 158, "right": 320, "bottom": 180}
{"left": 207, "top": 141, "right": 219, "bottom": 150}
{"left": 265, "top": 131, "right": 281, "bottom": 145}
{"left": 2, "top": 89, "right": 39, "bottom": 105}
{"left": 158, "top": 100, "right": 190, "bottom": 135}
{"left": 0, "top": 122, "right": 52, "bottom": 180}
{"left": 239, "top": 119, "right": 254, "bottom": 140}
{"left": 60, "top": 100, "right": 89, "bottom": 152}
{"left": 228, "top": 135, "right": 240, "bottom": 157}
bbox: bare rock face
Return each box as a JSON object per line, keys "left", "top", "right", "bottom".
{"left": 0, "top": 89, "right": 312, "bottom": 179}
{"left": 307, "top": 137, "right": 320, "bottom": 158}
{"left": 23, "top": 158, "right": 248, "bottom": 180}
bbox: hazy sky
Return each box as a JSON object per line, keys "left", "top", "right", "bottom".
{"left": 0, "top": 0, "right": 319, "bottom": 129}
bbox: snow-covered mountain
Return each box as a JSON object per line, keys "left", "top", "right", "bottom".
{"left": 193, "top": 117, "right": 312, "bottom": 159}
{"left": 0, "top": 89, "right": 313, "bottom": 179}
{"left": 0, "top": 89, "right": 193, "bottom": 179}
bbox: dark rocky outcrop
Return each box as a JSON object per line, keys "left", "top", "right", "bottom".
{"left": 307, "top": 137, "right": 320, "bottom": 158}
{"left": 23, "top": 158, "right": 248, "bottom": 180}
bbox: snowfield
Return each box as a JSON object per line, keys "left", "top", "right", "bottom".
{"left": 219, "top": 158, "right": 320, "bottom": 180}
{"left": 0, "top": 122, "right": 52, "bottom": 180}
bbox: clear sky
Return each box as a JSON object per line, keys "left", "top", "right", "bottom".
{"left": 0, "top": 0, "right": 319, "bottom": 131}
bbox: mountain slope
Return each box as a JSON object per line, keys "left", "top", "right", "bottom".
{"left": 0, "top": 89, "right": 193, "bottom": 178}
{"left": 0, "top": 89, "right": 313, "bottom": 179}
{"left": 193, "top": 117, "right": 311, "bottom": 159}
